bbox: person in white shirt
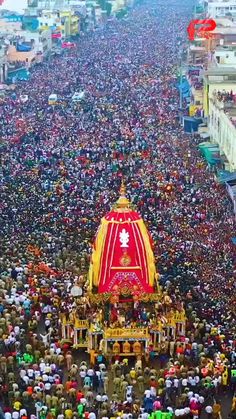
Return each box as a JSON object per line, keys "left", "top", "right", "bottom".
{"left": 22, "top": 375, "right": 30, "bottom": 385}
{"left": 95, "top": 370, "right": 101, "bottom": 380}
{"left": 20, "top": 369, "right": 26, "bottom": 379}
{"left": 181, "top": 378, "right": 188, "bottom": 387}
{"left": 101, "top": 394, "right": 108, "bottom": 402}
{"left": 39, "top": 361, "right": 46, "bottom": 373}
{"left": 87, "top": 368, "right": 94, "bottom": 376}
{"left": 195, "top": 375, "right": 200, "bottom": 384}
{"left": 27, "top": 368, "right": 34, "bottom": 378}
{"left": 4, "top": 412, "right": 12, "bottom": 419}
{"left": 45, "top": 318, "right": 51, "bottom": 330}
{"left": 42, "top": 373, "right": 49, "bottom": 382}
{"left": 165, "top": 378, "right": 172, "bottom": 388}
{"left": 126, "top": 385, "right": 133, "bottom": 397}
{"left": 189, "top": 376, "right": 196, "bottom": 387}
{"left": 44, "top": 364, "right": 51, "bottom": 374}
{"left": 173, "top": 377, "right": 179, "bottom": 387}
{"left": 80, "top": 370, "right": 86, "bottom": 380}
{"left": 48, "top": 375, "right": 55, "bottom": 383}
{"left": 12, "top": 383, "right": 18, "bottom": 392}
{"left": 19, "top": 294, "right": 26, "bottom": 303}
{"left": 144, "top": 389, "right": 151, "bottom": 398}
{"left": 187, "top": 391, "right": 194, "bottom": 399}
{"left": 40, "top": 333, "right": 50, "bottom": 347}
{"left": 34, "top": 370, "right": 41, "bottom": 379}
{"left": 205, "top": 405, "right": 213, "bottom": 414}
{"left": 212, "top": 377, "right": 218, "bottom": 388}
{"left": 150, "top": 386, "right": 156, "bottom": 397}
{"left": 14, "top": 326, "right": 20, "bottom": 335}
{"left": 44, "top": 382, "right": 51, "bottom": 392}
{"left": 166, "top": 407, "right": 174, "bottom": 414}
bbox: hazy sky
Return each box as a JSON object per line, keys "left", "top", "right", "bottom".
{"left": 0, "top": 0, "right": 27, "bottom": 12}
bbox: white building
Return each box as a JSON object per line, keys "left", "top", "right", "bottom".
{"left": 14, "top": 29, "right": 52, "bottom": 56}
{"left": 205, "top": 0, "right": 236, "bottom": 18}
{"left": 203, "top": 67, "right": 236, "bottom": 116}
{"left": 213, "top": 45, "right": 236, "bottom": 67}
{"left": 209, "top": 91, "right": 236, "bottom": 170}
{"left": 0, "top": 44, "right": 8, "bottom": 83}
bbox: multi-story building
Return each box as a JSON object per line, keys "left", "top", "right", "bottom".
{"left": 0, "top": 19, "right": 22, "bottom": 34}
{"left": 187, "top": 66, "right": 204, "bottom": 115}
{"left": 38, "top": 9, "right": 79, "bottom": 38}
{"left": 0, "top": 43, "right": 8, "bottom": 83}
{"left": 209, "top": 90, "right": 236, "bottom": 170}
{"left": 203, "top": 67, "right": 236, "bottom": 116}
{"left": 60, "top": 10, "right": 79, "bottom": 36}
{"left": 205, "top": 0, "right": 236, "bottom": 18}
{"left": 188, "top": 3, "right": 236, "bottom": 170}
{"left": 213, "top": 45, "right": 236, "bottom": 66}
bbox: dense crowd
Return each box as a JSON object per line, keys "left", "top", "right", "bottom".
{"left": 0, "top": 0, "right": 236, "bottom": 417}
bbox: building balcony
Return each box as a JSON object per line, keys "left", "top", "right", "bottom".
{"left": 211, "top": 92, "right": 236, "bottom": 128}
{"left": 211, "top": 91, "right": 236, "bottom": 109}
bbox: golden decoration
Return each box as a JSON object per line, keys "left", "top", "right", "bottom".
{"left": 120, "top": 285, "right": 132, "bottom": 296}
{"left": 119, "top": 251, "right": 131, "bottom": 267}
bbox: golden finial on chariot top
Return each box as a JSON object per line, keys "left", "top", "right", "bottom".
{"left": 119, "top": 179, "right": 126, "bottom": 196}
{"left": 115, "top": 178, "right": 130, "bottom": 210}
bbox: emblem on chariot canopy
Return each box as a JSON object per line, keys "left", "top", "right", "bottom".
{"left": 119, "top": 228, "right": 129, "bottom": 248}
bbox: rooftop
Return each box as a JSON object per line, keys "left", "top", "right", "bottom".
{"left": 215, "top": 45, "right": 236, "bottom": 51}
{"left": 204, "top": 67, "right": 236, "bottom": 75}
{"left": 189, "top": 46, "right": 206, "bottom": 51}
{"left": 213, "top": 27, "right": 236, "bottom": 34}
{"left": 7, "top": 45, "right": 37, "bottom": 63}
{"left": 214, "top": 17, "right": 236, "bottom": 26}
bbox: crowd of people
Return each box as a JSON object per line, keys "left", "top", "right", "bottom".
{"left": 0, "top": 0, "right": 236, "bottom": 417}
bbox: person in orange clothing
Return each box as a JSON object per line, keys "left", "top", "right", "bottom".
{"left": 65, "top": 378, "right": 72, "bottom": 392}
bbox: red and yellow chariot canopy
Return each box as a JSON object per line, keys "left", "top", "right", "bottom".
{"left": 88, "top": 183, "right": 156, "bottom": 294}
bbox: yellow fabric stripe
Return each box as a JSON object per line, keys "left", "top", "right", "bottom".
{"left": 89, "top": 218, "right": 108, "bottom": 288}
{"left": 136, "top": 220, "right": 156, "bottom": 286}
